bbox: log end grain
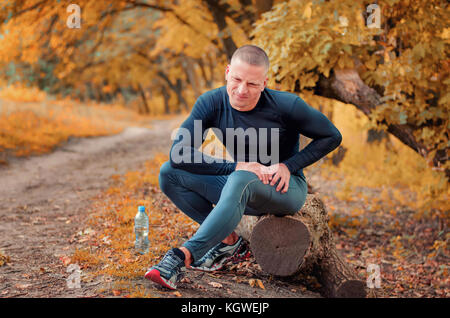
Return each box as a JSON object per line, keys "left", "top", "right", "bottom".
{"left": 249, "top": 215, "right": 311, "bottom": 276}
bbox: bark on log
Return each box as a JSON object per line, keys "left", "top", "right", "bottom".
{"left": 235, "top": 194, "right": 367, "bottom": 298}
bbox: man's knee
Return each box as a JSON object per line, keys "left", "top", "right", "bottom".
{"left": 224, "top": 170, "right": 259, "bottom": 191}
{"left": 158, "top": 161, "right": 175, "bottom": 194}
{"left": 283, "top": 191, "right": 307, "bottom": 216}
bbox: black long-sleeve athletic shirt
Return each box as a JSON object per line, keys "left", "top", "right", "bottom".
{"left": 169, "top": 86, "right": 342, "bottom": 180}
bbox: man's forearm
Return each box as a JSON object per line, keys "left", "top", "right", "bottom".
{"left": 170, "top": 145, "right": 237, "bottom": 175}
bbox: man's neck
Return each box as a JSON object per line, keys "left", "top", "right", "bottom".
{"left": 229, "top": 102, "right": 259, "bottom": 112}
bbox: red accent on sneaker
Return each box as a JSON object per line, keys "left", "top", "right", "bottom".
{"left": 144, "top": 269, "right": 176, "bottom": 290}
{"left": 230, "top": 250, "right": 252, "bottom": 263}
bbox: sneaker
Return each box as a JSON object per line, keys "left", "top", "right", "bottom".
{"left": 191, "top": 236, "right": 250, "bottom": 272}
{"left": 144, "top": 249, "right": 186, "bottom": 290}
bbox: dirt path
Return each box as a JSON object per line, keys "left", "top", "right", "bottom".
{"left": 0, "top": 116, "right": 186, "bottom": 297}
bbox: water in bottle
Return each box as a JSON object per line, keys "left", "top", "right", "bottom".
{"left": 134, "top": 206, "right": 149, "bottom": 254}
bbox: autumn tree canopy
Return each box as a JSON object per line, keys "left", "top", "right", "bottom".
{"left": 0, "top": 0, "right": 448, "bottom": 177}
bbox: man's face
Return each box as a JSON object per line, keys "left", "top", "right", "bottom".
{"left": 225, "top": 58, "right": 268, "bottom": 112}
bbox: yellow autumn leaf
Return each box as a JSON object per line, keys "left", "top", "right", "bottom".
{"left": 256, "top": 279, "right": 265, "bottom": 290}
{"left": 440, "top": 27, "right": 449, "bottom": 39}
{"left": 303, "top": 2, "right": 312, "bottom": 19}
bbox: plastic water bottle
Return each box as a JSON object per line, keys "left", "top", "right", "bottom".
{"left": 134, "top": 206, "right": 149, "bottom": 254}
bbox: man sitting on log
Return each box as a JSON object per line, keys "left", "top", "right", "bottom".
{"left": 144, "top": 44, "right": 343, "bottom": 290}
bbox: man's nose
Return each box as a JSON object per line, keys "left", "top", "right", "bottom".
{"left": 237, "top": 83, "right": 248, "bottom": 94}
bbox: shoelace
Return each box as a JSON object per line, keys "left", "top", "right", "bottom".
{"left": 158, "top": 251, "right": 183, "bottom": 272}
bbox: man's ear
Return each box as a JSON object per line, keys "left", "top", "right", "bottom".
{"left": 225, "top": 65, "right": 230, "bottom": 80}
{"left": 262, "top": 76, "right": 268, "bottom": 91}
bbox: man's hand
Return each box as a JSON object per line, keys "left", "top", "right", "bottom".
{"left": 235, "top": 162, "right": 291, "bottom": 193}
{"left": 267, "top": 163, "right": 291, "bottom": 193}
{"left": 235, "top": 162, "right": 273, "bottom": 184}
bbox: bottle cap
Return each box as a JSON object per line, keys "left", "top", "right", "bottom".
{"left": 138, "top": 206, "right": 145, "bottom": 213}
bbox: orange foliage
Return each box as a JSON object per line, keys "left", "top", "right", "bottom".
{"left": 0, "top": 109, "right": 116, "bottom": 157}
{"left": 0, "top": 86, "right": 159, "bottom": 163}
{"left": 0, "top": 84, "right": 47, "bottom": 102}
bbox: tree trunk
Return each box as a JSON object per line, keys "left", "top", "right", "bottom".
{"left": 254, "top": 0, "right": 273, "bottom": 18}
{"left": 174, "top": 78, "right": 189, "bottom": 112}
{"left": 196, "top": 58, "right": 213, "bottom": 89}
{"left": 137, "top": 83, "right": 150, "bottom": 114}
{"left": 182, "top": 55, "right": 201, "bottom": 100}
{"left": 157, "top": 71, "right": 189, "bottom": 112}
{"left": 330, "top": 145, "right": 347, "bottom": 166}
{"left": 367, "top": 128, "right": 388, "bottom": 144}
{"left": 235, "top": 194, "right": 367, "bottom": 298}
{"left": 203, "top": 0, "right": 238, "bottom": 61}
{"left": 161, "top": 86, "right": 171, "bottom": 114}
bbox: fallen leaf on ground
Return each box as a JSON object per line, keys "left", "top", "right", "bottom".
{"left": 0, "top": 251, "right": 11, "bottom": 266}
{"left": 193, "top": 283, "right": 207, "bottom": 290}
{"left": 59, "top": 256, "right": 71, "bottom": 266}
{"left": 208, "top": 281, "right": 223, "bottom": 288}
{"left": 249, "top": 278, "right": 265, "bottom": 289}
{"left": 256, "top": 279, "right": 265, "bottom": 289}
{"left": 15, "top": 283, "right": 32, "bottom": 289}
{"left": 180, "top": 277, "right": 191, "bottom": 284}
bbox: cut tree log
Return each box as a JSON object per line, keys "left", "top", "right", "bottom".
{"left": 235, "top": 193, "right": 367, "bottom": 298}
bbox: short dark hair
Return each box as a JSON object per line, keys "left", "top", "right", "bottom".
{"left": 230, "top": 45, "right": 269, "bottom": 72}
